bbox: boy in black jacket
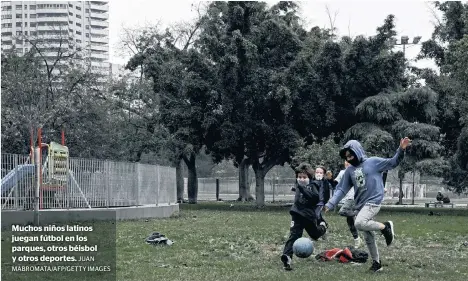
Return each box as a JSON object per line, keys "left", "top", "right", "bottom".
{"left": 281, "top": 163, "right": 328, "bottom": 271}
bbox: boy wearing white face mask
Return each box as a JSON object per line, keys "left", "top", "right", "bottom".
{"left": 312, "top": 166, "right": 331, "bottom": 224}
{"left": 281, "top": 163, "right": 328, "bottom": 271}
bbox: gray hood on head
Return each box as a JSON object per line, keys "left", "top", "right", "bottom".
{"left": 340, "top": 140, "right": 367, "bottom": 162}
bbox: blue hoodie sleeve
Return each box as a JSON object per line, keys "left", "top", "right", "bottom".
{"left": 325, "top": 169, "right": 352, "bottom": 210}
{"left": 371, "top": 147, "right": 405, "bottom": 172}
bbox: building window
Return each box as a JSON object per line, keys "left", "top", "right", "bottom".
{"left": 76, "top": 31, "right": 81, "bottom": 35}
{"left": 1, "top": 14, "right": 12, "bottom": 19}
{"left": 30, "top": 14, "right": 36, "bottom": 18}
{"left": 2, "top": 6, "right": 12, "bottom": 11}
{"left": 69, "top": 12, "right": 73, "bottom": 16}
{"left": 16, "top": 14, "right": 22, "bottom": 18}
{"left": 16, "top": 22, "right": 22, "bottom": 27}
{"left": 24, "top": 14, "right": 28, "bottom": 18}
{"left": 30, "top": 22, "right": 36, "bottom": 27}
{"left": 76, "top": 23, "right": 81, "bottom": 27}
{"left": 76, "top": 39, "right": 82, "bottom": 43}
{"left": 69, "top": 20, "right": 73, "bottom": 24}
{"left": 24, "top": 22, "right": 28, "bottom": 27}
{"left": 77, "top": 15, "right": 81, "bottom": 19}
{"left": 85, "top": 9, "right": 89, "bottom": 13}
{"left": 85, "top": 33, "right": 89, "bottom": 37}
{"left": 30, "top": 5, "right": 36, "bottom": 10}
{"left": 85, "top": 25, "right": 89, "bottom": 29}
{"left": 16, "top": 31, "right": 22, "bottom": 36}
{"left": 16, "top": 5, "right": 22, "bottom": 9}
{"left": 24, "top": 31, "right": 28, "bottom": 35}
{"left": 76, "top": 6, "right": 82, "bottom": 10}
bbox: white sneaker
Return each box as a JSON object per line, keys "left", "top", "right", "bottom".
{"left": 281, "top": 254, "right": 292, "bottom": 270}
{"left": 354, "top": 237, "right": 363, "bottom": 248}
{"left": 320, "top": 221, "right": 328, "bottom": 240}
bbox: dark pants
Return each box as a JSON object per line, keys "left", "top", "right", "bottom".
{"left": 282, "top": 213, "right": 326, "bottom": 258}
{"left": 314, "top": 205, "right": 326, "bottom": 224}
{"left": 346, "top": 216, "right": 359, "bottom": 239}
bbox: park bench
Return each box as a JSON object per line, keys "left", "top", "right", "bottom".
{"left": 424, "top": 201, "right": 454, "bottom": 208}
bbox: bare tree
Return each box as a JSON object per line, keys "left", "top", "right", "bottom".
{"left": 425, "top": 2, "right": 442, "bottom": 27}
{"left": 325, "top": 4, "right": 339, "bottom": 37}
{"left": 2, "top": 23, "right": 101, "bottom": 152}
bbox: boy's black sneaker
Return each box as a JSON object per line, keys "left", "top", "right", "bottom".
{"left": 281, "top": 254, "right": 292, "bottom": 271}
{"left": 369, "top": 260, "right": 382, "bottom": 272}
{"left": 320, "top": 221, "right": 328, "bottom": 240}
{"left": 381, "top": 221, "right": 394, "bottom": 246}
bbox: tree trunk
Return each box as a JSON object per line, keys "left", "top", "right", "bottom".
{"left": 411, "top": 170, "right": 415, "bottom": 205}
{"left": 382, "top": 171, "right": 388, "bottom": 187}
{"left": 398, "top": 176, "right": 403, "bottom": 205}
{"left": 176, "top": 157, "right": 184, "bottom": 203}
{"left": 238, "top": 158, "right": 253, "bottom": 202}
{"left": 254, "top": 168, "right": 265, "bottom": 207}
{"left": 251, "top": 158, "right": 276, "bottom": 207}
{"left": 183, "top": 152, "right": 198, "bottom": 204}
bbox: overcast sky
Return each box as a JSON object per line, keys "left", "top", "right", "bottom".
{"left": 108, "top": 0, "right": 441, "bottom": 70}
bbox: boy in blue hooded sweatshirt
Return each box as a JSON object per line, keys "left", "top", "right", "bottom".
{"left": 323, "top": 137, "right": 411, "bottom": 272}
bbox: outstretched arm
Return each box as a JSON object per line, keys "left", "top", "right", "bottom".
{"left": 296, "top": 183, "right": 319, "bottom": 201}
{"left": 324, "top": 170, "right": 352, "bottom": 211}
{"left": 374, "top": 137, "right": 411, "bottom": 172}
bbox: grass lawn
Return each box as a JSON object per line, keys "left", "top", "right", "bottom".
{"left": 2, "top": 203, "right": 467, "bottom": 281}
{"left": 117, "top": 203, "right": 468, "bottom": 281}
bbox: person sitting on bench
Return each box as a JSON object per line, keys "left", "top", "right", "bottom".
{"left": 436, "top": 191, "right": 450, "bottom": 204}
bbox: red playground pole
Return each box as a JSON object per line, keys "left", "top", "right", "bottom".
{"left": 61, "top": 129, "right": 65, "bottom": 146}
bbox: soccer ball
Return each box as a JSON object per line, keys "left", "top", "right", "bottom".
{"left": 293, "top": 237, "right": 314, "bottom": 258}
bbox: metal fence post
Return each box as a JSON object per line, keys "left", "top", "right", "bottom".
{"left": 135, "top": 163, "right": 140, "bottom": 206}
{"left": 13, "top": 156, "right": 19, "bottom": 210}
{"left": 105, "top": 161, "right": 110, "bottom": 208}
{"left": 34, "top": 148, "right": 40, "bottom": 225}
{"left": 156, "top": 165, "right": 160, "bottom": 206}
{"left": 273, "top": 178, "right": 276, "bottom": 203}
{"left": 216, "top": 179, "right": 219, "bottom": 201}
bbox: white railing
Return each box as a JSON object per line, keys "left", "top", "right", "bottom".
{"left": 1, "top": 153, "right": 176, "bottom": 210}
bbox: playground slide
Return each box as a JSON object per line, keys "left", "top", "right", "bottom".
{"left": 1, "top": 164, "right": 35, "bottom": 196}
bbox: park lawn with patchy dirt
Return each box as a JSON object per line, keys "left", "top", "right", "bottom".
{"left": 117, "top": 203, "right": 468, "bottom": 281}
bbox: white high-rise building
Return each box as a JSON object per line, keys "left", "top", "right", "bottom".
{"left": 1, "top": 1, "right": 109, "bottom": 76}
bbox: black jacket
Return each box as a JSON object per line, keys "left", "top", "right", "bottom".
{"left": 312, "top": 179, "right": 331, "bottom": 204}
{"left": 290, "top": 182, "right": 320, "bottom": 221}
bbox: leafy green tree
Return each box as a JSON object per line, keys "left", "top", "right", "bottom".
{"left": 199, "top": 1, "right": 306, "bottom": 206}
{"left": 291, "top": 135, "right": 343, "bottom": 176}
{"left": 344, "top": 87, "right": 447, "bottom": 204}
{"left": 417, "top": 1, "right": 468, "bottom": 193}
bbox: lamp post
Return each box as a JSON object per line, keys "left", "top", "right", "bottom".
{"left": 392, "top": 35, "right": 422, "bottom": 58}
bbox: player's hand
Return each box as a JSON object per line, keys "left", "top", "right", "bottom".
{"left": 323, "top": 206, "right": 329, "bottom": 213}
{"left": 400, "top": 137, "right": 412, "bottom": 150}
{"left": 326, "top": 171, "right": 333, "bottom": 180}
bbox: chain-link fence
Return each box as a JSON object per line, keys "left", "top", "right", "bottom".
{"left": 192, "top": 177, "right": 450, "bottom": 202}
{"left": 192, "top": 177, "right": 297, "bottom": 201}
{"left": 1, "top": 153, "right": 176, "bottom": 210}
